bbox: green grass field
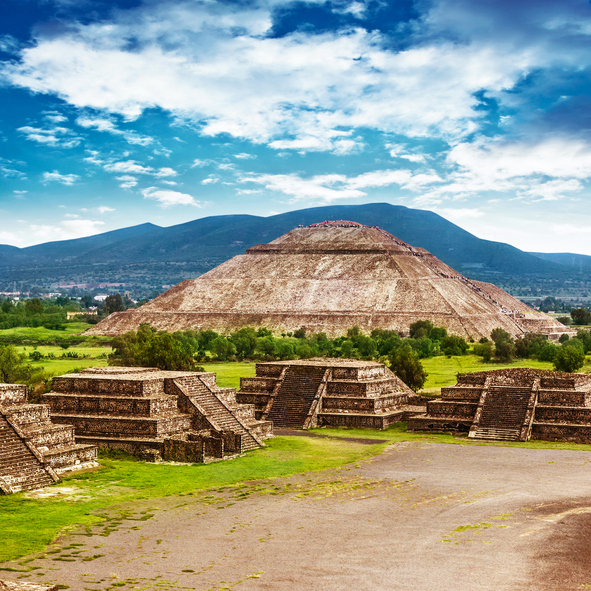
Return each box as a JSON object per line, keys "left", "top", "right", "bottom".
{"left": 201, "top": 361, "right": 257, "bottom": 389}
{"left": 15, "top": 344, "right": 112, "bottom": 376}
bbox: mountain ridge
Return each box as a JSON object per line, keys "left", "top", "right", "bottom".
{"left": 0, "top": 203, "right": 581, "bottom": 295}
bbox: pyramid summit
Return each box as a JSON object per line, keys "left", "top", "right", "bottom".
{"left": 87, "top": 221, "right": 571, "bottom": 340}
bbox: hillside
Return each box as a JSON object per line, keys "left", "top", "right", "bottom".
{"left": 0, "top": 203, "right": 583, "bottom": 298}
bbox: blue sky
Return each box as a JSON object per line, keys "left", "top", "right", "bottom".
{"left": 1, "top": 0, "right": 591, "bottom": 254}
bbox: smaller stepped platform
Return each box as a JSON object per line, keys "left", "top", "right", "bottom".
{"left": 408, "top": 368, "right": 591, "bottom": 443}
{"left": 237, "top": 358, "right": 422, "bottom": 430}
{"left": 42, "top": 367, "right": 272, "bottom": 463}
{"left": 0, "top": 384, "right": 97, "bottom": 495}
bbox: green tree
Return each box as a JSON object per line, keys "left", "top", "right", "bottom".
{"left": 515, "top": 333, "right": 547, "bottom": 359}
{"left": 105, "top": 293, "right": 125, "bottom": 315}
{"left": 340, "top": 339, "right": 355, "bottom": 358}
{"left": 389, "top": 344, "right": 427, "bottom": 392}
{"left": 230, "top": 327, "right": 258, "bottom": 360}
{"left": 553, "top": 345, "right": 586, "bottom": 373}
{"left": 490, "top": 328, "right": 512, "bottom": 344}
{"left": 145, "top": 332, "right": 197, "bottom": 371}
{"left": 0, "top": 345, "right": 35, "bottom": 383}
{"left": 441, "top": 335, "right": 468, "bottom": 356}
{"left": 25, "top": 298, "right": 44, "bottom": 316}
{"left": 494, "top": 339, "right": 515, "bottom": 363}
{"left": 356, "top": 335, "right": 377, "bottom": 359}
{"left": 571, "top": 308, "right": 591, "bottom": 326}
{"left": 538, "top": 341, "right": 559, "bottom": 362}
{"left": 409, "top": 320, "right": 434, "bottom": 339}
{"left": 473, "top": 340, "right": 494, "bottom": 362}
{"left": 210, "top": 336, "right": 236, "bottom": 361}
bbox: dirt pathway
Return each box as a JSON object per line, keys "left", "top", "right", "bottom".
{"left": 4, "top": 441, "right": 591, "bottom": 590}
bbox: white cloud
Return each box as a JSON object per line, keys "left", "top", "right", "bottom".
{"left": 103, "top": 160, "right": 176, "bottom": 177}
{"left": 29, "top": 218, "right": 104, "bottom": 241}
{"left": 18, "top": 125, "right": 81, "bottom": 148}
{"left": 201, "top": 175, "right": 219, "bottom": 185}
{"left": 0, "top": 231, "right": 17, "bottom": 243}
{"left": 141, "top": 187, "right": 201, "bottom": 208}
{"left": 76, "top": 116, "right": 153, "bottom": 145}
{"left": 116, "top": 175, "right": 137, "bottom": 189}
{"left": 234, "top": 153, "right": 256, "bottom": 159}
{"left": 97, "top": 206, "right": 115, "bottom": 213}
{"left": 42, "top": 171, "right": 79, "bottom": 185}
{"left": 0, "top": 1, "right": 551, "bottom": 153}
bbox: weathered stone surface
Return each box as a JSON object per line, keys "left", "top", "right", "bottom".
{"left": 409, "top": 368, "right": 591, "bottom": 444}
{"left": 42, "top": 367, "right": 272, "bottom": 462}
{"left": 86, "top": 222, "right": 572, "bottom": 340}
{"left": 237, "top": 358, "right": 419, "bottom": 430}
{"left": 0, "top": 385, "right": 98, "bottom": 494}
{"left": 0, "top": 581, "right": 58, "bottom": 591}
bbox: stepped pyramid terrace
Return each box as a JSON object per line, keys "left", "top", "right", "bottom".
{"left": 86, "top": 221, "right": 572, "bottom": 341}
{"left": 408, "top": 368, "right": 591, "bottom": 443}
{"left": 0, "top": 384, "right": 98, "bottom": 495}
{"left": 41, "top": 367, "right": 272, "bottom": 463}
{"left": 236, "top": 359, "right": 423, "bottom": 430}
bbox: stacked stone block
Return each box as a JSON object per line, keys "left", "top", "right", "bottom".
{"left": 0, "top": 384, "right": 97, "bottom": 495}
{"left": 237, "top": 359, "right": 421, "bottom": 430}
{"left": 42, "top": 367, "right": 272, "bottom": 462}
{"left": 408, "top": 368, "right": 591, "bottom": 443}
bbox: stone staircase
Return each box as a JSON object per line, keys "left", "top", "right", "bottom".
{"left": 472, "top": 386, "right": 533, "bottom": 441}
{"left": 267, "top": 366, "right": 326, "bottom": 429}
{"left": 173, "top": 377, "right": 261, "bottom": 452}
{"left": 0, "top": 416, "right": 55, "bottom": 493}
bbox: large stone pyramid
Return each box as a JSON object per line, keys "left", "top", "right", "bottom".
{"left": 87, "top": 221, "right": 570, "bottom": 340}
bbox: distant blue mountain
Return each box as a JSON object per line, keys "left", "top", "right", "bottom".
{"left": 0, "top": 203, "right": 577, "bottom": 292}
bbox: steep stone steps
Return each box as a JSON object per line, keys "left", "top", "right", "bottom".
{"left": 267, "top": 367, "right": 326, "bottom": 429}
{"left": 471, "top": 427, "right": 521, "bottom": 441}
{"left": 0, "top": 416, "right": 54, "bottom": 493}
{"left": 174, "top": 378, "right": 260, "bottom": 451}
{"left": 472, "top": 387, "right": 533, "bottom": 441}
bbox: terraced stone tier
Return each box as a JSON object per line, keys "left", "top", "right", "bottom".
{"left": 238, "top": 358, "right": 418, "bottom": 430}
{"left": 42, "top": 393, "right": 180, "bottom": 417}
{"left": 44, "top": 367, "right": 272, "bottom": 462}
{"left": 50, "top": 412, "right": 192, "bottom": 439}
{"left": 411, "top": 369, "right": 591, "bottom": 444}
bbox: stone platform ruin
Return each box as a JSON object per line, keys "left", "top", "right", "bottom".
{"left": 0, "top": 384, "right": 98, "bottom": 494}
{"left": 236, "top": 359, "right": 423, "bottom": 430}
{"left": 408, "top": 368, "right": 591, "bottom": 443}
{"left": 41, "top": 367, "right": 272, "bottom": 463}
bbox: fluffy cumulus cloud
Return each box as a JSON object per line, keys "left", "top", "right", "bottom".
{"left": 1, "top": 0, "right": 572, "bottom": 152}
{"left": 141, "top": 187, "right": 201, "bottom": 208}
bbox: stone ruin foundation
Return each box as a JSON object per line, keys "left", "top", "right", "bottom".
{"left": 236, "top": 358, "right": 425, "bottom": 430}
{"left": 0, "top": 384, "right": 98, "bottom": 495}
{"left": 41, "top": 367, "right": 273, "bottom": 463}
{"left": 408, "top": 368, "right": 591, "bottom": 442}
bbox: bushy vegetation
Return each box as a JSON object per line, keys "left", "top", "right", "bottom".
{"left": 471, "top": 326, "right": 591, "bottom": 373}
